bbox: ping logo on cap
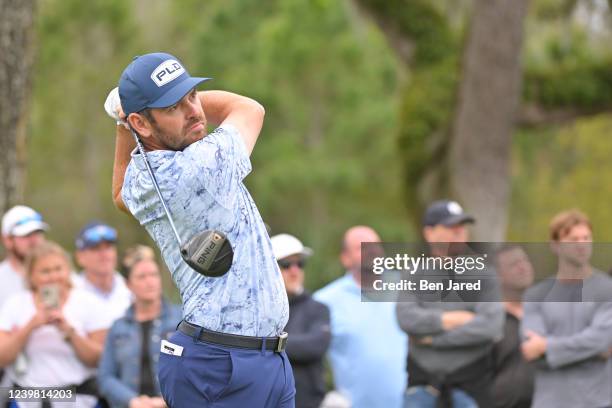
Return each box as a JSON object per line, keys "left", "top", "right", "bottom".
{"left": 151, "top": 59, "right": 185, "bottom": 87}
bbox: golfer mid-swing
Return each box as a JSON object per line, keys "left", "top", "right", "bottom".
{"left": 110, "top": 52, "right": 294, "bottom": 407}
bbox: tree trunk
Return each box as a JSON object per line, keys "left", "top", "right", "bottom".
{"left": 352, "top": 0, "right": 608, "bottom": 239}
{"left": 0, "top": 0, "right": 37, "bottom": 214}
{"left": 351, "top": 0, "right": 457, "bottom": 233}
{"left": 449, "top": 0, "right": 530, "bottom": 241}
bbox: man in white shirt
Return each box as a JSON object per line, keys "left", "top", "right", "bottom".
{"left": 0, "top": 205, "right": 49, "bottom": 308}
{"left": 73, "top": 221, "right": 132, "bottom": 322}
{"left": 0, "top": 205, "right": 49, "bottom": 405}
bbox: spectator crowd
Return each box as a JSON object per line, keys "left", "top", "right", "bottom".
{"left": 1, "top": 201, "right": 611, "bottom": 408}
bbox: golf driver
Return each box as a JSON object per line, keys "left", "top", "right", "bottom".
{"left": 105, "top": 88, "right": 233, "bottom": 277}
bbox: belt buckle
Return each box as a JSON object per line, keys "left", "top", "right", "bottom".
{"left": 275, "top": 332, "right": 288, "bottom": 353}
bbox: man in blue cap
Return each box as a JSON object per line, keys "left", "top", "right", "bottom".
{"left": 109, "top": 53, "right": 294, "bottom": 407}
{"left": 74, "top": 221, "right": 132, "bottom": 322}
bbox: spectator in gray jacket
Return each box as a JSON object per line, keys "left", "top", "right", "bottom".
{"left": 521, "top": 209, "right": 612, "bottom": 408}
{"left": 396, "top": 200, "right": 504, "bottom": 408}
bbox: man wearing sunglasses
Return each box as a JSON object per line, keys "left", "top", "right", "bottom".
{"left": 74, "top": 221, "right": 132, "bottom": 321}
{"left": 271, "top": 234, "right": 330, "bottom": 408}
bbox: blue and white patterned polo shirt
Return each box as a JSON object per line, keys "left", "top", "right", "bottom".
{"left": 122, "top": 124, "right": 289, "bottom": 337}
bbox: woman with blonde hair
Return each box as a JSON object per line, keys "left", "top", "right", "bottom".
{"left": 0, "top": 241, "right": 113, "bottom": 407}
{"left": 98, "top": 245, "right": 181, "bottom": 408}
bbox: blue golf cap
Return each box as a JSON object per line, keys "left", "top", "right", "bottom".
{"left": 76, "top": 221, "right": 118, "bottom": 250}
{"left": 118, "top": 52, "right": 211, "bottom": 115}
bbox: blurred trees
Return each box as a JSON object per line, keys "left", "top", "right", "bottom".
{"left": 18, "top": 0, "right": 612, "bottom": 288}
{"left": 181, "top": 0, "right": 409, "bottom": 284}
{"left": 511, "top": 114, "right": 612, "bottom": 240}
{"left": 523, "top": 0, "right": 612, "bottom": 124}
{"left": 26, "top": 0, "right": 405, "bottom": 288}
{"left": 449, "top": 0, "right": 529, "bottom": 242}
{"left": 0, "top": 0, "right": 37, "bottom": 214}
{"left": 353, "top": 0, "right": 612, "bottom": 240}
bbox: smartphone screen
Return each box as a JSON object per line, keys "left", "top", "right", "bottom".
{"left": 40, "top": 284, "right": 61, "bottom": 309}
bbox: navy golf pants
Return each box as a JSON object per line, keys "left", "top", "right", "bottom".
{"left": 158, "top": 330, "right": 295, "bottom": 407}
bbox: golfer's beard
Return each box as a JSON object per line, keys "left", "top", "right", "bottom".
{"left": 182, "top": 117, "right": 207, "bottom": 147}
{"left": 152, "top": 123, "right": 202, "bottom": 151}
{"left": 150, "top": 125, "right": 178, "bottom": 151}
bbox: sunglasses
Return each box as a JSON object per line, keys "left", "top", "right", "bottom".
{"left": 278, "top": 259, "right": 306, "bottom": 270}
{"left": 79, "top": 225, "right": 118, "bottom": 248}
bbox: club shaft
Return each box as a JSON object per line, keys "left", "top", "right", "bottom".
{"left": 129, "top": 127, "right": 183, "bottom": 247}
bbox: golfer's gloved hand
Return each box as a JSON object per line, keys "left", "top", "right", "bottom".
{"left": 104, "top": 87, "right": 129, "bottom": 129}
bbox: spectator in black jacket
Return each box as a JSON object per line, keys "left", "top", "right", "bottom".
{"left": 271, "top": 234, "right": 331, "bottom": 408}
{"left": 492, "top": 245, "right": 535, "bottom": 408}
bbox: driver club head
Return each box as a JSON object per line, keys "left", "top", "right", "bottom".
{"left": 180, "top": 230, "right": 233, "bottom": 277}
{"left": 120, "top": 117, "right": 234, "bottom": 279}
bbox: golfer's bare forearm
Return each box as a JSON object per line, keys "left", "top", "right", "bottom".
{"left": 112, "top": 124, "right": 134, "bottom": 212}
{"left": 198, "top": 90, "right": 265, "bottom": 154}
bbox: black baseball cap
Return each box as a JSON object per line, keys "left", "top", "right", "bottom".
{"left": 423, "top": 200, "right": 475, "bottom": 227}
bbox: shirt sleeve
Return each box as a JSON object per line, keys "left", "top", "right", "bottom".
{"left": 0, "top": 303, "right": 14, "bottom": 331}
{"left": 0, "top": 294, "right": 24, "bottom": 331}
{"left": 430, "top": 301, "right": 505, "bottom": 348}
{"left": 98, "top": 323, "right": 139, "bottom": 406}
{"left": 545, "top": 301, "right": 612, "bottom": 368}
{"left": 180, "top": 124, "right": 252, "bottom": 209}
{"left": 521, "top": 300, "right": 548, "bottom": 336}
{"left": 395, "top": 295, "right": 444, "bottom": 336}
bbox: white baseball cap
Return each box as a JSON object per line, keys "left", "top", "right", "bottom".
{"left": 270, "top": 234, "right": 313, "bottom": 260}
{"left": 1, "top": 205, "right": 49, "bottom": 237}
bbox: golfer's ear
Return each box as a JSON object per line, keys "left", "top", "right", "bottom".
{"left": 128, "top": 113, "right": 152, "bottom": 138}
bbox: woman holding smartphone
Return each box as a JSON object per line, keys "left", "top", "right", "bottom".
{"left": 0, "top": 241, "right": 113, "bottom": 408}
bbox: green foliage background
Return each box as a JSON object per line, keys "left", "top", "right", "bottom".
{"left": 24, "top": 0, "right": 612, "bottom": 296}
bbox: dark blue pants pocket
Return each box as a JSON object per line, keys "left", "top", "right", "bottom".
{"left": 158, "top": 351, "right": 180, "bottom": 407}
{"left": 158, "top": 332, "right": 234, "bottom": 407}
{"left": 158, "top": 332, "right": 295, "bottom": 408}
{"left": 181, "top": 343, "right": 234, "bottom": 402}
